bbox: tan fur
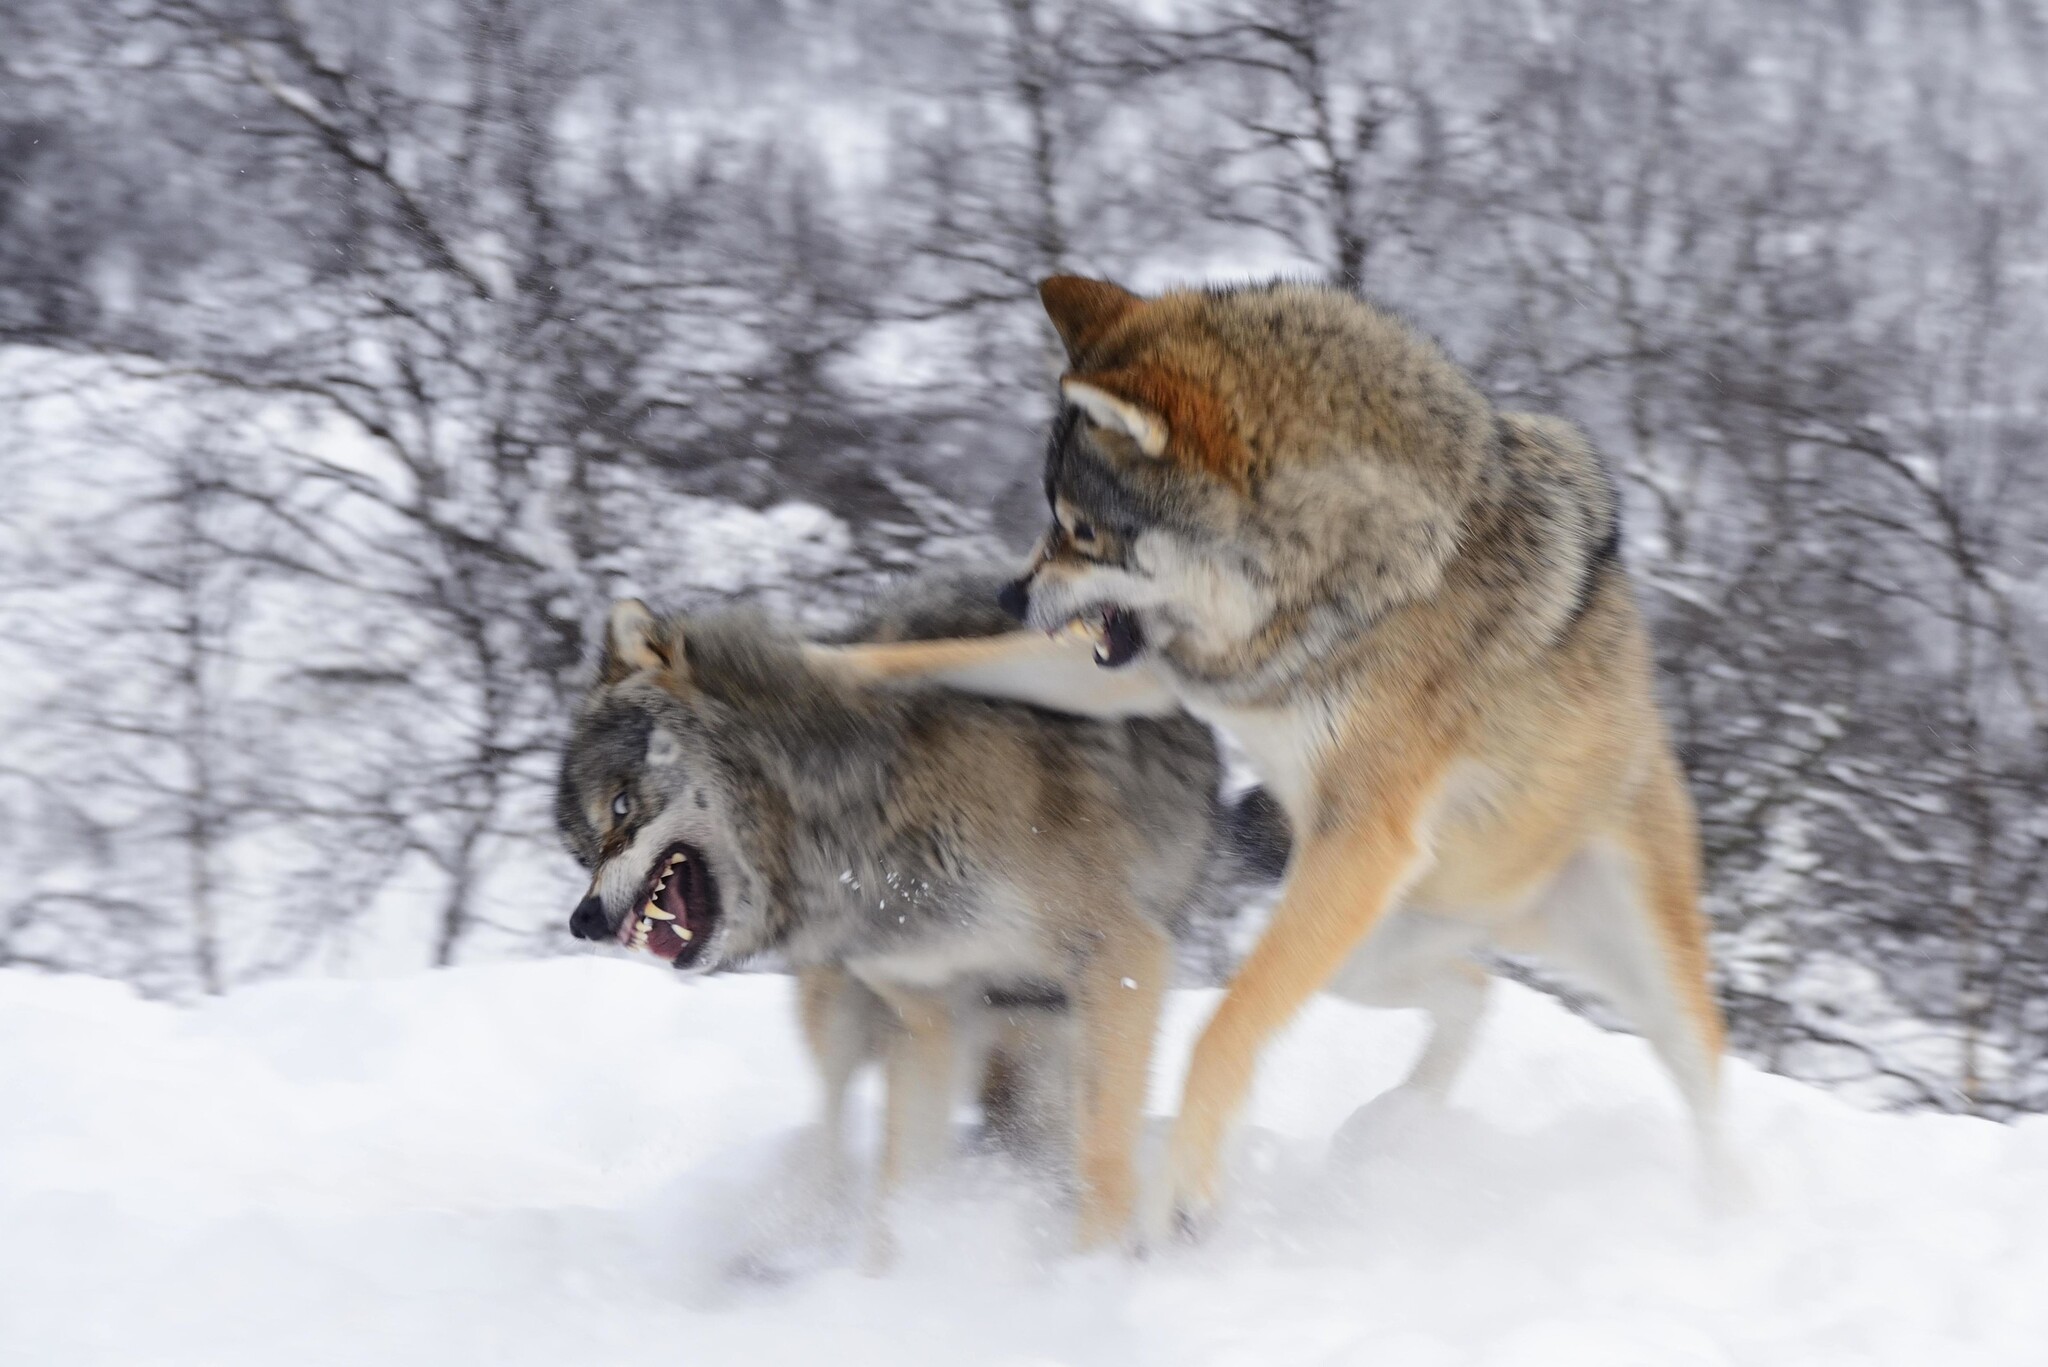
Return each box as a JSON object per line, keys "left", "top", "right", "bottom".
{"left": 822, "top": 277, "right": 1728, "bottom": 1234}
{"left": 795, "top": 967, "right": 868, "bottom": 1183}
{"left": 1063, "top": 900, "right": 1171, "bottom": 1247}
{"left": 1068, "top": 365, "right": 1246, "bottom": 482}
{"left": 862, "top": 980, "right": 955, "bottom": 1267}
{"left": 792, "top": 966, "right": 1081, "bottom": 1263}
{"left": 810, "top": 938, "right": 1167, "bottom": 1258}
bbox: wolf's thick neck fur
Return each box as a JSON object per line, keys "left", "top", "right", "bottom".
{"left": 1086, "top": 289, "right": 1619, "bottom": 711}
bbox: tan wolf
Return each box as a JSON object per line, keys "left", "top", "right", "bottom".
{"left": 811, "top": 277, "right": 1728, "bottom": 1237}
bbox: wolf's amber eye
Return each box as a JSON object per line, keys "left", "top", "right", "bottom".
{"left": 610, "top": 791, "right": 630, "bottom": 821}
{"left": 1071, "top": 520, "right": 1096, "bottom": 542}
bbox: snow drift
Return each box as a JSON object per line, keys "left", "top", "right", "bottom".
{"left": 3, "top": 959, "right": 2042, "bottom": 1365}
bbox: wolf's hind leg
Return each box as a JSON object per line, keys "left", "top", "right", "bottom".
{"left": 1515, "top": 778, "right": 1728, "bottom": 1184}
{"left": 1323, "top": 907, "right": 1492, "bottom": 1103}
{"left": 977, "top": 1007, "right": 1072, "bottom": 1167}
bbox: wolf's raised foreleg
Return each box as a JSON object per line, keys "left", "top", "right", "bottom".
{"left": 1158, "top": 771, "right": 1441, "bottom": 1236}
{"left": 807, "top": 633, "right": 1178, "bottom": 719}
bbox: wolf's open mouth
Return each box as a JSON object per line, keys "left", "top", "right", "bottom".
{"left": 1071, "top": 605, "right": 1143, "bottom": 668}
{"left": 619, "top": 841, "right": 721, "bottom": 968}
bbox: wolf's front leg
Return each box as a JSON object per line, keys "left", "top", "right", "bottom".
{"left": 861, "top": 983, "right": 956, "bottom": 1273}
{"left": 807, "top": 633, "right": 1178, "bottom": 719}
{"left": 794, "top": 968, "right": 883, "bottom": 1199}
{"left": 1159, "top": 797, "right": 1437, "bottom": 1238}
{"left": 1070, "top": 915, "right": 1171, "bottom": 1251}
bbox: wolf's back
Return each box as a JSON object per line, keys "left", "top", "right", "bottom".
{"left": 837, "top": 564, "right": 1290, "bottom": 979}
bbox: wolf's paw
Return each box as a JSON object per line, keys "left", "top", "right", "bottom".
{"left": 1138, "top": 1114, "right": 1231, "bottom": 1249}
{"left": 1157, "top": 1162, "right": 1223, "bottom": 1246}
{"left": 1171, "top": 1199, "right": 1215, "bottom": 1245}
{"left": 1074, "top": 1201, "right": 1140, "bottom": 1256}
{"left": 1136, "top": 1173, "right": 1201, "bottom": 1249}
{"left": 1328, "top": 1085, "right": 1441, "bottom": 1169}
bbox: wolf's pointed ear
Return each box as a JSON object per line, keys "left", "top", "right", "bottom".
{"left": 1039, "top": 276, "right": 1141, "bottom": 362}
{"left": 600, "top": 598, "right": 682, "bottom": 684}
{"left": 1061, "top": 366, "right": 1251, "bottom": 486}
{"left": 1061, "top": 376, "right": 1169, "bottom": 457}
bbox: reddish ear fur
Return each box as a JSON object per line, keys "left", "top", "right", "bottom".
{"left": 1039, "top": 276, "right": 1141, "bottom": 361}
{"left": 1073, "top": 364, "right": 1253, "bottom": 488}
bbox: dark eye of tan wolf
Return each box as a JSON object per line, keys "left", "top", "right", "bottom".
{"left": 1071, "top": 520, "right": 1095, "bottom": 541}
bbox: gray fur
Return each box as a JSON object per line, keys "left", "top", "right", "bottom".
{"left": 558, "top": 564, "right": 1291, "bottom": 1252}
{"left": 556, "top": 564, "right": 1279, "bottom": 980}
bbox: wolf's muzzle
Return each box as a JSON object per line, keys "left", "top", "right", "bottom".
{"left": 568, "top": 895, "right": 609, "bottom": 941}
{"left": 996, "top": 576, "right": 1032, "bottom": 623}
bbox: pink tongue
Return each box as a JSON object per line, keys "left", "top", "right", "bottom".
{"left": 658, "top": 871, "right": 690, "bottom": 923}
{"left": 646, "top": 919, "right": 688, "bottom": 959}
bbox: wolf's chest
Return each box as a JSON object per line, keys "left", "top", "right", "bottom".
{"left": 1182, "top": 694, "right": 1337, "bottom": 833}
{"left": 842, "top": 885, "right": 1050, "bottom": 990}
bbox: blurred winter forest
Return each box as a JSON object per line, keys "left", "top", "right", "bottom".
{"left": 2, "top": 0, "right": 2044, "bottom": 1115}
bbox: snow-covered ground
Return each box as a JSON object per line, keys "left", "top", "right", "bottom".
{"left": 4, "top": 959, "right": 2043, "bottom": 1366}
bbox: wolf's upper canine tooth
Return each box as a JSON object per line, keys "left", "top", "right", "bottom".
{"left": 644, "top": 899, "right": 659, "bottom": 915}
{"left": 668, "top": 853, "right": 687, "bottom": 866}
{"left": 645, "top": 905, "right": 675, "bottom": 920}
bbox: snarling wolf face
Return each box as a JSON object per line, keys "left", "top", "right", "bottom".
{"left": 1004, "top": 394, "right": 1269, "bottom": 670}
{"left": 555, "top": 602, "right": 753, "bottom": 974}
{"left": 1000, "top": 276, "right": 1492, "bottom": 683}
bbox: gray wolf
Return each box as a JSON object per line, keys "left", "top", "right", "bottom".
{"left": 811, "top": 278, "right": 1728, "bottom": 1235}
{"left": 555, "top": 564, "right": 1284, "bottom": 1252}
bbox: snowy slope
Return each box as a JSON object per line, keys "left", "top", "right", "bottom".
{"left": 3, "top": 960, "right": 2043, "bottom": 1366}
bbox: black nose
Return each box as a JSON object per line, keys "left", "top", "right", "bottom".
{"left": 996, "top": 577, "right": 1031, "bottom": 622}
{"left": 569, "top": 895, "right": 610, "bottom": 941}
